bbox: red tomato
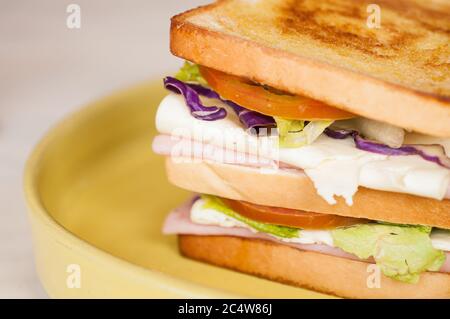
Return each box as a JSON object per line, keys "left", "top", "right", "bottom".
{"left": 221, "top": 198, "right": 367, "bottom": 230}
{"left": 200, "top": 66, "right": 355, "bottom": 121}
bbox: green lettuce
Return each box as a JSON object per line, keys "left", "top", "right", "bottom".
{"left": 331, "top": 224, "right": 445, "bottom": 283}
{"left": 175, "top": 62, "right": 207, "bottom": 85}
{"left": 201, "top": 195, "right": 299, "bottom": 238}
{"left": 274, "top": 117, "right": 333, "bottom": 148}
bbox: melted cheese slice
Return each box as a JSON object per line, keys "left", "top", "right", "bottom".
{"left": 156, "top": 93, "right": 450, "bottom": 205}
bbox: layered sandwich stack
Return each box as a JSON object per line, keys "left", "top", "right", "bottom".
{"left": 152, "top": 0, "right": 450, "bottom": 298}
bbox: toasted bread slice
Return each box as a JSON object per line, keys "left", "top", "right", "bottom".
{"left": 170, "top": 0, "right": 450, "bottom": 137}
{"left": 179, "top": 235, "right": 450, "bottom": 299}
{"left": 165, "top": 158, "right": 450, "bottom": 229}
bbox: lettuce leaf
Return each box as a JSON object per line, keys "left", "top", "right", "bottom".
{"left": 274, "top": 117, "right": 333, "bottom": 148}
{"left": 201, "top": 195, "right": 299, "bottom": 238}
{"left": 331, "top": 224, "right": 446, "bottom": 283}
{"left": 175, "top": 62, "right": 208, "bottom": 86}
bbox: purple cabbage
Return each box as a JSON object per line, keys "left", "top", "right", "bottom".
{"left": 164, "top": 77, "right": 227, "bottom": 121}
{"left": 164, "top": 77, "right": 449, "bottom": 169}
{"left": 164, "top": 77, "right": 276, "bottom": 133}
{"left": 222, "top": 99, "right": 276, "bottom": 134}
{"left": 325, "top": 128, "right": 450, "bottom": 169}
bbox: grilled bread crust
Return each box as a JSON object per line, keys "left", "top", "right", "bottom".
{"left": 170, "top": 0, "right": 450, "bottom": 137}
{"left": 165, "top": 158, "right": 450, "bottom": 230}
{"left": 179, "top": 235, "right": 450, "bottom": 299}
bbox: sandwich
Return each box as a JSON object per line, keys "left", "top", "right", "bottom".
{"left": 152, "top": 0, "right": 450, "bottom": 298}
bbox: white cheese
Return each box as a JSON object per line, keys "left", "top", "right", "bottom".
{"left": 190, "top": 198, "right": 334, "bottom": 246}
{"left": 430, "top": 229, "right": 450, "bottom": 251}
{"left": 156, "top": 93, "right": 450, "bottom": 205}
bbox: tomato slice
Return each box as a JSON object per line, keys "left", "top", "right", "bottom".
{"left": 221, "top": 198, "right": 367, "bottom": 230}
{"left": 200, "top": 66, "right": 355, "bottom": 121}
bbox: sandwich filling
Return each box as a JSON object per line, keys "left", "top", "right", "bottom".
{"left": 154, "top": 62, "right": 450, "bottom": 206}
{"left": 163, "top": 195, "right": 450, "bottom": 284}
{"left": 158, "top": 62, "right": 450, "bottom": 284}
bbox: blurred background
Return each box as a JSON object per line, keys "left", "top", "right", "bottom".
{"left": 0, "top": 0, "right": 210, "bottom": 298}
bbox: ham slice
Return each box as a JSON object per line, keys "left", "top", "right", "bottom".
{"left": 153, "top": 134, "right": 450, "bottom": 199}
{"left": 163, "top": 199, "right": 450, "bottom": 273}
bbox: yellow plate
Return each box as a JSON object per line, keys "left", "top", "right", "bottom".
{"left": 24, "top": 81, "right": 331, "bottom": 298}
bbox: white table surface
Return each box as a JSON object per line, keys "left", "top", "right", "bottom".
{"left": 0, "top": 0, "right": 211, "bottom": 298}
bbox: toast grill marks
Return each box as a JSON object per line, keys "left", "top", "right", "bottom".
{"left": 277, "top": 1, "right": 420, "bottom": 59}
{"left": 192, "top": 0, "right": 450, "bottom": 98}
{"left": 277, "top": 0, "right": 450, "bottom": 90}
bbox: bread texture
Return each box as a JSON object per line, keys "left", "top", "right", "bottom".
{"left": 170, "top": 0, "right": 450, "bottom": 137}
{"left": 179, "top": 235, "right": 450, "bottom": 298}
{"left": 165, "top": 158, "right": 450, "bottom": 229}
